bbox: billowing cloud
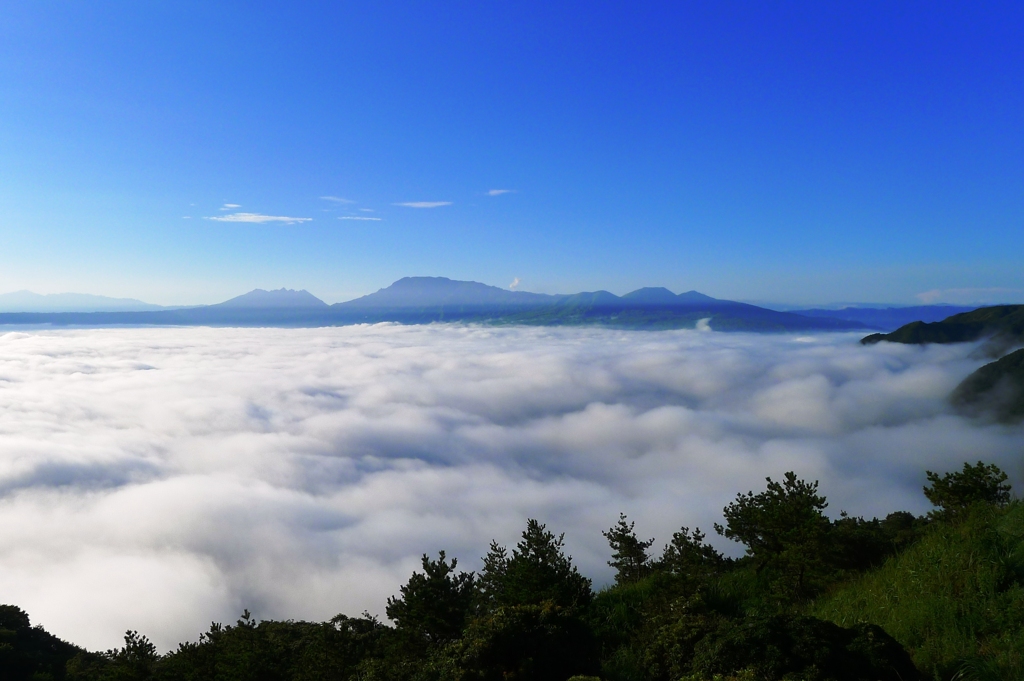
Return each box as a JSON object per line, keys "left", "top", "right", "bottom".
{"left": 0, "top": 326, "right": 1018, "bottom": 653}
{"left": 205, "top": 213, "right": 312, "bottom": 225}
{"left": 487, "top": 189, "right": 514, "bottom": 196}
{"left": 394, "top": 201, "right": 452, "bottom": 208}
{"left": 339, "top": 216, "right": 382, "bottom": 221}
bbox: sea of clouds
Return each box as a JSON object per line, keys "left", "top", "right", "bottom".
{"left": 0, "top": 324, "right": 1019, "bottom": 651}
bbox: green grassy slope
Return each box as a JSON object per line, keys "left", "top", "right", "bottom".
{"left": 812, "top": 503, "right": 1024, "bottom": 679}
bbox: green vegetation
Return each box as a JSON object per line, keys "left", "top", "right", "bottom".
{"left": 860, "top": 305, "right": 1024, "bottom": 423}
{"left": 861, "top": 304, "right": 1024, "bottom": 348}
{"left": 812, "top": 504, "right": 1024, "bottom": 679}
{"left": 951, "top": 348, "right": 1024, "bottom": 423}
{"left": 5, "top": 462, "right": 1023, "bottom": 680}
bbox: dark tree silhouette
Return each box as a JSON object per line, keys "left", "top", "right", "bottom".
{"left": 716, "top": 472, "right": 831, "bottom": 598}
{"left": 385, "top": 551, "right": 475, "bottom": 647}
{"left": 658, "top": 525, "right": 726, "bottom": 577}
{"left": 603, "top": 513, "right": 655, "bottom": 585}
{"left": 477, "top": 519, "right": 593, "bottom": 610}
{"left": 924, "top": 460, "right": 1011, "bottom": 521}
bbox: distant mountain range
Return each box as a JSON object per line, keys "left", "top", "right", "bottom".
{"left": 0, "top": 290, "right": 165, "bottom": 313}
{"left": 789, "top": 305, "right": 977, "bottom": 330}
{"left": 0, "top": 278, "right": 1000, "bottom": 333}
{"left": 328, "top": 278, "right": 856, "bottom": 331}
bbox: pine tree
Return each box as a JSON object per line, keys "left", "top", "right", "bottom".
{"left": 924, "top": 461, "right": 1011, "bottom": 521}
{"left": 478, "top": 519, "right": 593, "bottom": 610}
{"left": 386, "top": 551, "right": 475, "bottom": 646}
{"left": 603, "top": 514, "right": 655, "bottom": 585}
{"left": 658, "top": 525, "right": 725, "bottom": 577}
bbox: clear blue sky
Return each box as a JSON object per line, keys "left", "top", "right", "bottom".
{"left": 1, "top": 1, "right": 1022, "bottom": 306}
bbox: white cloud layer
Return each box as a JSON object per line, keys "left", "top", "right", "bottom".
{"left": 394, "top": 201, "right": 452, "bottom": 208}
{"left": 205, "top": 213, "right": 312, "bottom": 224}
{"left": 0, "top": 326, "right": 1018, "bottom": 652}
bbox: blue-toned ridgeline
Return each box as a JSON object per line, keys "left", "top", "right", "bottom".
{"left": 790, "top": 306, "right": 978, "bottom": 331}
{"left": 0, "top": 277, "right": 858, "bottom": 331}
{"left": 0, "top": 277, "right": 989, "bottom": 332}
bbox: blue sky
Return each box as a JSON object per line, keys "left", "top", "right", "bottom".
{"left": 1, "top": 2, "right": 1022, "bottom": 306}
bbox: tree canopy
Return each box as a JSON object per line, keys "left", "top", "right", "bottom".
{"left": 477, "top": 518, "right": 593, "bottom": 611}
{"left": 3, "top": 460, "right": 1019, "bottom": 681}
{"left": 924, "top": 460, "right": 1011, "bottom": 520}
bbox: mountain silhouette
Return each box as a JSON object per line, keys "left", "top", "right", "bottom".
{"left": 0, "top": 290, "right": 164, "bottom": 313}
{"left": 0, "top": 277, "right": 869, "bottom": 331}
{"left": 214, "top": 288, "right": 328, "bottom": 308}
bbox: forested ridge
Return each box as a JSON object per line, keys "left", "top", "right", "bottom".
{"left": 3, "top": 462, "right": 1021, "bottom": 681}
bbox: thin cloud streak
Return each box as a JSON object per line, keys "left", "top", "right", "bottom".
{"left": 0, "top": 326, "right": 1017, "bottom": 652}
{"left": 339, "top": 216, "right": 382, "bottom": 221}
{"left": 205, "top": 213, "right": 312, "bottom": 224}
{"left": 916, "top": 287, "right": 1024, "bottom": 305}
{"left": 394, "top": 201, "right": 452, "bottom": 208}
{"left": 320, "top": 196, "right": 355, "bottom": 203}
{"left": 487, "top": 189, "right": 515, "bottom": 196}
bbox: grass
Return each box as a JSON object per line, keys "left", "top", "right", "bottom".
{"left": 811, "top": 502, "right": 1024, "bottom": 680}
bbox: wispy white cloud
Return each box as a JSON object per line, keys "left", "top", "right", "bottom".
{"left": 509, "top": 277, "right": 521, "bottom": 290}
{"left": 205, "top": 213, "right": 312, "bottom": 225}
{"left": 359, "top": 208, "right": 375, "bottom": 212}
{"left": 916, "top": 287, "right": 1024, "bottom": 305}
{"left": 182, "top": 216, "right": 192, "bottom": 220}
{"left": 0, "top": 327, "right": 1015, "bottom": 653}
{"left": 339, "top": 216, "right": 382, "bottom": 221}
{"left": 320, "top": 196, "right": 355, "bottom": 204}
{"left": 219, "top": 203, "right": 241, "bottom": 210}
{"left": 487, "top": 189, "right": 515, "bottom": 196}
{"left": 394, "top": 201, "right": 452, "bottom": 208}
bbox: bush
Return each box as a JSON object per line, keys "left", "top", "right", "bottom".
{"left": 689, "top": 615, "right": 918, "bottom": 681}
{"left": 924, "top": 461, "right": 1011, "bottom": 521}
{"left": 813, "top": 502, "right": 1024, "bottom": 679}
{"left": 443, "top": 602, "right": 599, "bottom": 681}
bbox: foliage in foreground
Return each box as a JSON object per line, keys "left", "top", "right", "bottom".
{"left": 813, "top": 501, "right": 1024, "bottom": 679}
{"left": 3, "top": 460, "right": 1020, "bottom": 681}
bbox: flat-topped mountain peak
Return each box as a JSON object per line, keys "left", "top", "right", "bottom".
{"left": 214, "top": 288, "right": 327, "bottom": 308}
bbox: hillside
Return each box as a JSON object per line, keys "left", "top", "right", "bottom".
{"left": 813, "top": 502, "right": 1024, "bottom": 677}
{"left": 950, "top": 347, "right": 1024, "bottom": 422}
{"left": 861, "top": 304, "right": 1024, "bottom": 346}
{"left": 3, "top": 460, "right": 1018, "bottom": 680}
